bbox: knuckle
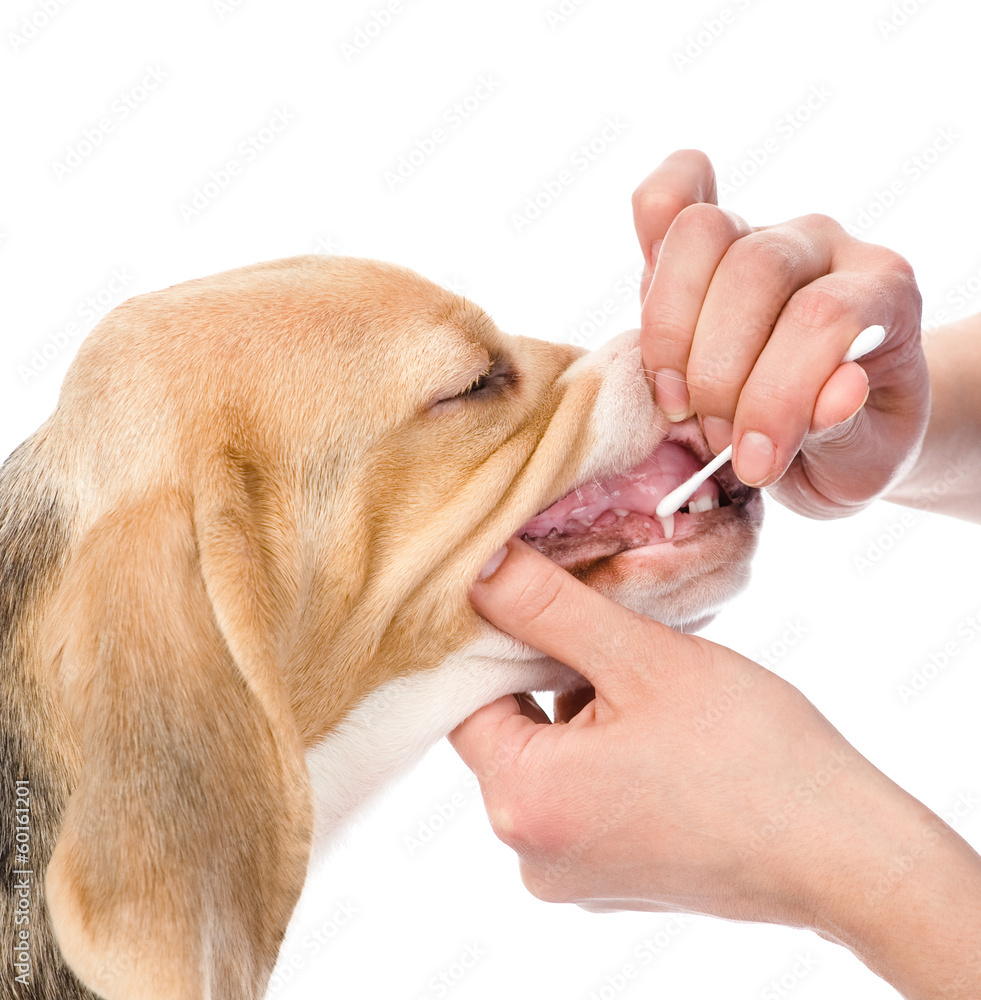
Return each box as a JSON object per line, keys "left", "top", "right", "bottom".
{"left": 877, "top": 250, "right": 923, "bottom": 321}
{"left": 482, "top": 776, "right": 531, "bottom": 847}
{"left": 686, "top": 361, "right": 743, "bottom": 402}
{"left": 511, "top": 565, "right": 569, "bottom": 631}
{"left": 785, "top": 285, "right": 848, "bottom": 333}
{"left": 793, "top": 212, "right": 845, "bottom": 241}
{"left": 741, "top": 374, "right": 808, "bottom": 425}
{"left": 520, "top": 863, "right": 573, "bottom": 904}
{"left": 723, "top": 233, "right": 804, "bottom": 293}
{"left": 485, "top": 799, "right": 522, "bottom": 848}
{"left": 641, "top": 305, "right": 695, "bottom": 355}
{"left": 847, "top": 240, "right": 922, "bottom": 314}
{"left": 672, "top": 201, "right": 743, "bottom": 244}
{"left": 675, "top": 201, "right": 745, "bottom": 236}
{"left": 887, "top": 250, "right": 917, "bottom": 285}
{"left": 490, "top": 790, "right": 574, "bottom": 862}
{"left": 872, "top": 244, "right": 919, "bottom": 289}
{"left": 514, "top": 815, "right": 590, "bottom": 903}
{"left": 686, "top": 341, "right": 751, "bottom": 403}
{"left": 673, "top": 199, "right": 722, "bottom": 230}
{"left": 857, "top": 239, "right": 916, "bottom": 277}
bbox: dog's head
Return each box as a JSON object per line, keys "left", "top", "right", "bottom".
{"left": 23, "top": 256, "right": 760, "bottom": 998}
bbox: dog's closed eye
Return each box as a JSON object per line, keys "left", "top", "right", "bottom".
{"left": 457, "top": 359, "right": 516, "bottom": 398}
{"left": 429, "top": 357, "right": 517, "bottom": 411}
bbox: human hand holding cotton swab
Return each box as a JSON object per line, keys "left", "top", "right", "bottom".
{"left": 634, "top": 151, "right": 929, "bottom": 519}
{"left": 656, "top": 324, "right": 886, "bottom": 518}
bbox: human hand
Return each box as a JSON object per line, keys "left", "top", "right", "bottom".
{"left": 632, "top": 150, "right": 930, "bottom": 518}
{"left": 451, "top": 539, "right": 981, "bottom": 997}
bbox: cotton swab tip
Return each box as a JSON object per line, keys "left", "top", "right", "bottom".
{"left": 841, "top": 324, "right": 885, "bottom": 363}
{"left": 652, "top": 324, "right": 885, "bottom": 519}
{"left": 655, "top": 446, "right": 732, "bottom": 519}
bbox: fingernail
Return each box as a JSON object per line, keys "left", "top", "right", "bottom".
{"left": 477, "top": 544, "right": 510, "bottom": 581}
{"left": 735, "top": 430, "right": 776, "bottom": 487}
{"left": 653, "top": 369, "right": 690, "bottom": 422}
{"left": 702, "top": 416, "right": 733, "bottom": 455}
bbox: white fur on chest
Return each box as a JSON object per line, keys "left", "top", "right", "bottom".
{"left": 302, "top": 627, "right": 580, "bottom": 864}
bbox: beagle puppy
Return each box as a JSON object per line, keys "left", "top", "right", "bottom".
{"left": 0, "top": 255, "right": 762, "bottom": 999}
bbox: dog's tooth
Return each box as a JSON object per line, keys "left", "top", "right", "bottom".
{"left": 710, "top": 497, "right": 721, "bottom": 510}
{"left": 657, "top": 512, "right": 675, "bottom": 541}
{"left": 547, "top": 527, "right": 560, "bottom": 538}
{"left": 688, "top": 495, "right": 715, "bottom": 515}
{"left": 613, "top": 508, "right": 630, "bottom": 518}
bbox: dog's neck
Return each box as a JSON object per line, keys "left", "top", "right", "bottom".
{"left": 303, "top": 626, "right": 578, "bottom": 861}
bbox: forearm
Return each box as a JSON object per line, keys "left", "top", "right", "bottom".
{"left": 811, "top": 781, "right": 981, "bottom": 998}
{"left": 885, "top": 313, "right": 981, "bottom": 522}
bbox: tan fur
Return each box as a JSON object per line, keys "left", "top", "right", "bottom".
{"left": 0, "top": 255, "right": 758, "bottom": 998}
{"left": 0, "top": 257, "right": 598, "bottom": 998}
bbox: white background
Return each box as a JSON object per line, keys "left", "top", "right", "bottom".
{"left": 3, "top": 0, "right": 981, "bottom": 997}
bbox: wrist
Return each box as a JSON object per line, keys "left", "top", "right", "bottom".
{"left": 884, "top": 316, "right": 981, "bottom": 522}
{"left": 806, "top": 779, "right": 981, "bottom": 998}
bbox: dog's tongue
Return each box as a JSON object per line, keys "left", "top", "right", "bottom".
{"left": 521, "top": 442, "right": 713, "bottom": 538}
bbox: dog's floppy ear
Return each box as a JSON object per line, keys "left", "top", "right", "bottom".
{"left": 44, "top": 459, "right": 312, "bottom": 1000}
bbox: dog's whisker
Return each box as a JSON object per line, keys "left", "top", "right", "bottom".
{"left": 641, "top": 366, "right": 689, "bottom": 387}
{"left": 593, "top": 479, "right": 615, "bottom": 500}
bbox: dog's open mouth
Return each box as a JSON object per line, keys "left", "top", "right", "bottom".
{"left": 517, "top": 427, "right": 759, "bottom": 567}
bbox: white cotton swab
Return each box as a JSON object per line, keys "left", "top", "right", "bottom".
{"left": 655, "top": 448, "right": 733, "bottom": 519}
{"left": 654, "top": 324, "right": 887, "bottom": 519}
